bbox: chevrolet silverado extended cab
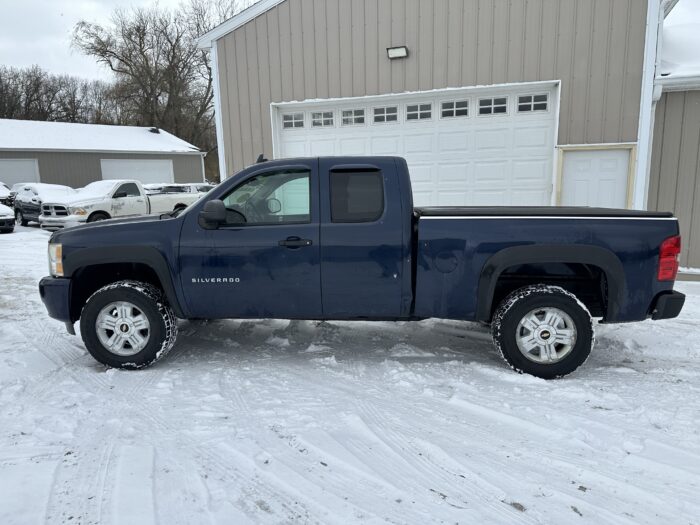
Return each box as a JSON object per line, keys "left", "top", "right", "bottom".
{"left": 39, "top": 157, "right": 685, "bottom": 378}
{"left": 39, "top": 179, "right": 201, "bottom": 230}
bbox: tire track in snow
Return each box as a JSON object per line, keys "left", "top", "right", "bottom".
{"left": 356, "top": 400, "right": 532, "bottom": 523}
{"left": 277, "top": 360, "right": 693, "bottom": 522}
{"left": 19, "top": 318, "right": 194, "bottom": 524}
{"left": 199, "top": 368, "right": 418, "bottom": 523}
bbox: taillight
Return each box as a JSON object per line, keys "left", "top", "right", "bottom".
{"left": 657, "top": 235, "right": 681, "bottom": 281}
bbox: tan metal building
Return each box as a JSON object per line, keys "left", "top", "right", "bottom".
{"left": 0, "top": 119, "right": 206, "bottom": 188}
{"left": 199, "top": 0, "right": 700, "bottom": 265}
{"left": 648, "top": 76, "right": 700, "bottom": 269}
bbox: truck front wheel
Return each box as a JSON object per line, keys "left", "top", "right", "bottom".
{"left": 491, "top": 285, "right": 593, "bottom": 379}
{"left": 87, "top": 211, "right": 110, "bottom": 222}
{"left": 80, "top": 280, "right": 178, "bottom": 369}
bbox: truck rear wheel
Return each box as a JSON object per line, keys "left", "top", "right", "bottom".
{"left": 491, "top": 285, "right": 593, "bottom": 379}
{"left": 80, "top": 280, "right": 178, "bottom": 369}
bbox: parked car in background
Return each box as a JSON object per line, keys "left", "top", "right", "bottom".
{"left": 0, "top": 183, "right": 11, "bottom": 206}
{"left": 144, "top": 182, "right": 215, "bottom": 195}
{"left": 39, "top": 179, "right": 202, "bottom": 230}
{"left": 0, "top": 203, "right": 15, "bottom": 233}
{"left": 13, "top": 183, "right": 76, "bottom": 226}
{"left": 7, "top": 183, "right": 28, "bottom": 207}
{"left": 187, "top": 183, "right": 216, "bottom": 193}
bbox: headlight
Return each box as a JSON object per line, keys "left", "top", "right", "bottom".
{"left": 69, "top": 207, "right": 87, "bottom": 216}
{"left": 48, "top": 243, "right": 63, "bottom": 277}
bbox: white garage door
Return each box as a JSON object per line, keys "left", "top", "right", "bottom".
{"left": 560, "top": 149, "right": 630, "bottom": 208}
{"left": 101, "top": 159, "right": 174, "bottom": 184}
{"left": 273, "top": 83, "right": 558, "bottom": 206}
{"left": 0, "top": 159, "right": 40, "bottom": 186}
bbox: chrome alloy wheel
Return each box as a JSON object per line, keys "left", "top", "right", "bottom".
{"left": 95, "top": 301, "right": 150, "bottom": 356}
{"left": 515, "top": 307, "right": 577, "bottom": 364}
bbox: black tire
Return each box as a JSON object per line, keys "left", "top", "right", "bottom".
{"left": 491, "top": 285, "right": 594, "bottom": 379}
{"left": 87, "top": 211, "right": 110, "bottom": 222}
{"left": 15, "top": 208, "right": 28, "bottom": 226}
{"left": 80, "top": 280, "right": 178, "bottom": 369}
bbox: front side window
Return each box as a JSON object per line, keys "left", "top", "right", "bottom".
{"left": 311, "top": 111, "right": 334, "bottom": 127}
{"left": 282, "top": 113, "right": 304, "bottom": 129}
{"left": 115, "top": 183, "right": 140, "bottom": 197}
{"left": 330, "top": 170, "right": 384, "bottom": 223}
{"left": 479, "top": 97, "right": 507, "bottom": 115}
{"left": 222, "top": 169, "right": 310, "bottom": 225}
{"left": 373, "top": 106, "right": 398, "bottom": 123}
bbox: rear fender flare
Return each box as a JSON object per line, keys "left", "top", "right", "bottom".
{"left": 476, "top": 244, "right": 625, "bottom": 322}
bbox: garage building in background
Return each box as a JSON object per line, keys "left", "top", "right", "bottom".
{"left": 0, "top": 119, "right": 206, "bottom": 188}
{"left": 198, "top": 0, "right": 700, "bottom": 268}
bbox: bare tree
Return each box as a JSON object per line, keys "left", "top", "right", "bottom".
{"left": 0, "top": 65, "right": 117, "bottom": 124}
{"left": 72, "top": 0, "right": 256, "bottom": 180}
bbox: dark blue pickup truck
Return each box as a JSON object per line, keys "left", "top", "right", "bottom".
{"left": 39, "top": 156, "right": 685, "bottom": 378}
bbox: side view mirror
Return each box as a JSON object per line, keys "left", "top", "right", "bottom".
{"left": 113, "top": 191, "right": 127, "bottom": 198}
{"left": 198, "top": 199, "right": 227, "bottom": 229}
{"left": 266, "top": 198, "right": 282, "bottom": 214}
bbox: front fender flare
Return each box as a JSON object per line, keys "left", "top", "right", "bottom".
{"left": 63, "top": 246, "right": 185, "bottom": 318}
{"left": 476, "top": 244, "right": 626, "bottom": 322}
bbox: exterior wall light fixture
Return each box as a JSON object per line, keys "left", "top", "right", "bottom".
{"left": 387, "top": 46, "right": 409, "bottom": 59}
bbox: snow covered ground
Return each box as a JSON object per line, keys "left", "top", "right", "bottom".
{"left": 1, "top": 227, "right": 699, "bottom": 524}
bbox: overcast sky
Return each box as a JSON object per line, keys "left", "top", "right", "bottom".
{"left": 1, "top": 0, "right": 699, "bottom": 82}
{"left": 0, "top": 0, "right": 182, "bottom": 80}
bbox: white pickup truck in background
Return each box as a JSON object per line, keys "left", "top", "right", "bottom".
{"left": 39, "top": 179, "right": 203, "bottom": 230}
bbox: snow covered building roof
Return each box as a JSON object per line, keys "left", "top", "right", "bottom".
{"left": 0, "top": 119, "right": 201, "bottom": 154}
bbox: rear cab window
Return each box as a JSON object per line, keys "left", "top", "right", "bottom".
{"left": 330, "top": 170, "right": 384, "bottom": 223}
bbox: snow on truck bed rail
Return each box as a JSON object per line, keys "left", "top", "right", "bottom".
{"left": 1, "top": 227, "right": 699, "bottom": 524}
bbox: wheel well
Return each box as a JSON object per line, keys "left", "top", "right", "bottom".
{"left": 88, "top": 210, "right": 110, "bottom": 221}
{"left": 491, "top": 263, "right": 607, "bottom": 320}
{"left": 70, "top": 263, "right": 164, "bottom": 321}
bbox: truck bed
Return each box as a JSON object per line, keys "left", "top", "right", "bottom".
{"left": 414, "top": 206, "right": 674, "bottom": 218}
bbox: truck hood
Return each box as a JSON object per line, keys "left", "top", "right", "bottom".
{"left": 43, "top": 195, "right": 107, "bottom": 208}
{"left": 50, "top": 213, "right": 172, "bottom": 244}
{"left": 0, "top": 203, "right": 13, "bottom": 217}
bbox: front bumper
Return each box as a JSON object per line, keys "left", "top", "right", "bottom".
{"left": 39, "top": 276, "right": 72, "bottom": 323}
{"left": 0, "top": 217, "right": 14, "bottom": 230}
{"left": 39, "top": 214, "right": 86, "bottom": 231}
{"left": 650, "top": 290, "right": 685, "bottom": 320}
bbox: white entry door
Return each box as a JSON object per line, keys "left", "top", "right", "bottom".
{"left": 101, "top": 159, "right": 174, "bottom": 184}
{"left": 0, "top": 159, "right": 40, "bottom": 186}
{"left": 273, "top": 82, "right": 558, "bottom": 207}
{"left": 561, "top": 149, "right": 630, "bottom": 208}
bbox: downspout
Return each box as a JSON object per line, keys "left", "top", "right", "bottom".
{"left": 637, "top": 0, "right": 669, "bottom": 209}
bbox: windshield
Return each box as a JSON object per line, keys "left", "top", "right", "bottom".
{"left": 80, "top": 181, "right": 119, "bottom": 194}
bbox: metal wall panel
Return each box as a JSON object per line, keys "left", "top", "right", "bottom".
{"left": 215, "top": 0, "right": 647, "bottom": 172}
{"left": 0, "top": 151, "right": 203, "bottom": 187}
{"left": 649, "top": 90, "right": 700, "bottom": 268}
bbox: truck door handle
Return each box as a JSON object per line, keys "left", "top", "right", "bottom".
{"left": 279, "top": 236, "right": 313, "bottom": 248}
